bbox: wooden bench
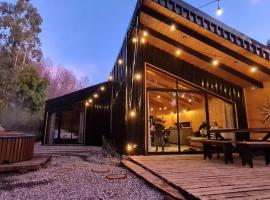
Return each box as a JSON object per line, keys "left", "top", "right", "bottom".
{"left": 237, "top": 141, "right": 270, "bottom": 168}
{"left": 202, "top": 140, "right": 234, "bottom": 164}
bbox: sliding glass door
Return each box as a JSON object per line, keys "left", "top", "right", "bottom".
{"left": 147, "top": 90, "right": 179, "bottom": 152}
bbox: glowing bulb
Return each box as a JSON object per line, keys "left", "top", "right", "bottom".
{"left": 175, "top": 49, "right": 181, "bottom": 56}
{"left": 181, "top": 94, "right": 185, "bottom": 98}
{"left": 140, "top": 38, "right": 146, "bottom": 44}
{"left": 127, "top": 144, "right": 132, "bottom": 152}
{"left": 250, "top": 67, "right": 257, "bottom": 72}
{"left": 135, "top": 73, "right": 141, "bottom": 80}
{"left": 143, "top": 30, "right": 148, "bottom": 37}
{"left": 212, "top": 60, "right": 219, "bottom": 66}
{"left": 164, "top": 107, "right": 167, "bottom": 110}
{"left": 216, "top": 7, "right": 223, "bottom": 16}
{"left": 132, "top": 37, "right": 138, "bottom": 43}
{"left": 85, "top": 102, "right": 89, "bottom": 107}
{"left": 88, "top": 98, "right": 93, "bottom": 103}
{"left": 150, "top": 107, "right": 154, "bottom": 111}
{"left": 188, "top": 99, "right": 192, "bottom": 103}
{"left": 118, "top": 59, "right": 123, "bottom": 65}
{"left": 109, "top": 75, "right": 113, "bottom": 81}
{"left": 157, "top": 95, "right": 161, "bottom": 99}
{"left": 93, "top": 93, "right": 98, "bottom": 98}
{"left": 159, "top": 107, "right": 162, "bottom": 111}
{"left": 130, "top": 111, "right": 136, "bottom": 117}
{"left": 170, "top": 112, "right": 174, "bottom": 116}
{"left": 170, "top": 24, "right": 176, "bottom": 31}
{"left": 100, "top": 86, "right": 105, "bottom": 91}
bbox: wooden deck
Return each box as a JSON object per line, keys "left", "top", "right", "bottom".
{"left": 128, "top": 155, "right": 270, "bottom": 200}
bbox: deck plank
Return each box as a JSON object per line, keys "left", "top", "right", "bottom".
{"left": 129, "top": 155, "right": 270, "bottom": 199}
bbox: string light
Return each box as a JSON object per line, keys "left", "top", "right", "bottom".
{"left": 135, "top": 73, "right": 141, "bottom": 80}
{"left": 109, "top": 75, "right": 113, "bottom": 81}
{"left": 88, "top": 98, "right": 93, "bottom": 103}
{"left": 250, "top": 67, "right": 257, "bottom": 72}
{"left": 175, "top": 49, "right": 181, "bottom": 56}
{"left": 140, "top": 38, "right": 146, "bottom": 44}
{"left": 118, "top": 59, "right": 123, "bottom": 65}
{"left": 85, "top": 102, "right": 89, "bottom": 107}
{"left": 132, "top": 37, "right": 138, "bottom": 43}
{"left": 100, "top": 86, "right": 105, "bottom": 91}
{"left": 157, "top": 95, "right": 161, "bottom": 99}
{"left": 212, "top": 60, "right": 219, "bottom": 66}
{"left": 170, "top": 24, "right": 176, "bottom": 31}
{"left": 143, "top": 30, "right": 148, "bottom": 37}
{"left": 130, "top": 110, "right": 136, "bottom": 117}
{"left": 93, "top": 93, "right": 99, "bottom": 98}
{"left": 216, "top": 0, "right": 223, "bottom": 16}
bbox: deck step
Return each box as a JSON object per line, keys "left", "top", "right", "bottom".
{"left": 121, "top": 160, "right": 186, "bottom": 200}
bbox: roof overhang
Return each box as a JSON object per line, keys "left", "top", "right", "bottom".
{"left": 138, "top": 0, "right": 270, "bottom": 88}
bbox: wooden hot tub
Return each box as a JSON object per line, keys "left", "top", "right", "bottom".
{"left": 0, "top": 132, "right": 35, "bottom": 164}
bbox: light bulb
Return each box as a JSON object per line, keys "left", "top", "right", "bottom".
{"left": 216, "top": 7, "right": 223, "bottom": 16}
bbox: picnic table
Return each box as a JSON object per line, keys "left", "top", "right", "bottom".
{"left": 208, "top": 128, "right": 270, "bottom": 167}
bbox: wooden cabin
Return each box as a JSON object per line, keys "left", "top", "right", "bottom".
{"left": 43, "top": 0, "right": 270, "bottom": 155}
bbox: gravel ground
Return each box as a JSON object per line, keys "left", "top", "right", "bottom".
{"left": 0, "top": 148, "right": 165, "bottom": 200}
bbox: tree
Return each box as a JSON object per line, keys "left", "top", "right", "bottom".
{"left": 35, "top": 59, "right": 91, "bottom": 99}
{"left": 0, "top": 54, "right": 17, "bottom": 105}
{"left": 16, "top": 66, "right": 48, "bottom": 113}
{"left": 0, "top": 0, "right": 42, "bottom": 68}
{"left": 267, "top": 39, "right": 270, "bottom": 48}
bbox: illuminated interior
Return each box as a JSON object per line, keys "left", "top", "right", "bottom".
{"left": 146, "top": 65, "right": 236, "bottom": 153}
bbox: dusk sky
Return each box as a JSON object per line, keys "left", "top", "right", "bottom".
{"left": 30, "top": 0, "right": 270, "bottom": 85}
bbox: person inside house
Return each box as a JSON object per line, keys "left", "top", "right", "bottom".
{"left": 194, "top": 121, "right": 208, "bottom": 137}
{"left": 154, "top": 118, "right": 165, "bottom": 152}
{"left": 210, "top": 121, "right": 225, "bottom": 140}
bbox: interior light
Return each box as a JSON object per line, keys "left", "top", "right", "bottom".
{"left": 250, "top": 67, "right": 257, "bottom": 72}
{"left": 164, "top": 107, "right": 167, "bottom": 110}
{"left": 181, "top": 94, "right": 185, "bottom": 98}
{"left": 216, "top": 0, "right": 223, "bottom": 16}
{"left": 170, "top": 112, "right": 174, "bottom": 116}
{"left": 93, "top": 93, "right": 99, "bottom": 98}
{"left": 118, "top": 59, "right": 123, "bottom": 65}
{"left": 170, "top": 24, "right": 176, "bottom": 31}
{"left": 157, "top": 95, "right": 161, "bottom": 99}
{"left": 212, "top": 60, "right": 219, "bottom": 66}
{"left": 159, "top": 107, "right": 162, "bottom": 111}
{"left": 150, "top": 107, "right": 154, "bottom": 111}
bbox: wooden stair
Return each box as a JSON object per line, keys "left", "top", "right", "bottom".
{"left": 121, "top": 160, "right": 186, "bottom": 200}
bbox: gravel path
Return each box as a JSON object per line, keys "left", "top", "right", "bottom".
{"left": 0, "top": 148, "right": 165, "bottom": 200}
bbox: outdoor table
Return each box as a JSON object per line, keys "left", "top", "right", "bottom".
{"left": 209, "top": 128, "right": 270, "bottom": 141}
{"left": 209, "top": 128, "right": 270, "bottom": 167}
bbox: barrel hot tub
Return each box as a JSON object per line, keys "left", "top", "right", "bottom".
{"left": 0, "top": 132, "right": 35, "bottom": 164}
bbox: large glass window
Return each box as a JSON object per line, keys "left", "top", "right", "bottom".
{"left": 146, "top": 65, "right": 236, "bottom": 153}
{"left": 178, "top": 92, "right": 206, "bottom": 152}
{"left": 208, "top": 95, "right": 236, "bottom": 140}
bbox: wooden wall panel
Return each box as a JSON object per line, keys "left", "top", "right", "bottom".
{"left": 245, "top": 82, "right": 270, "bottom": 139}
